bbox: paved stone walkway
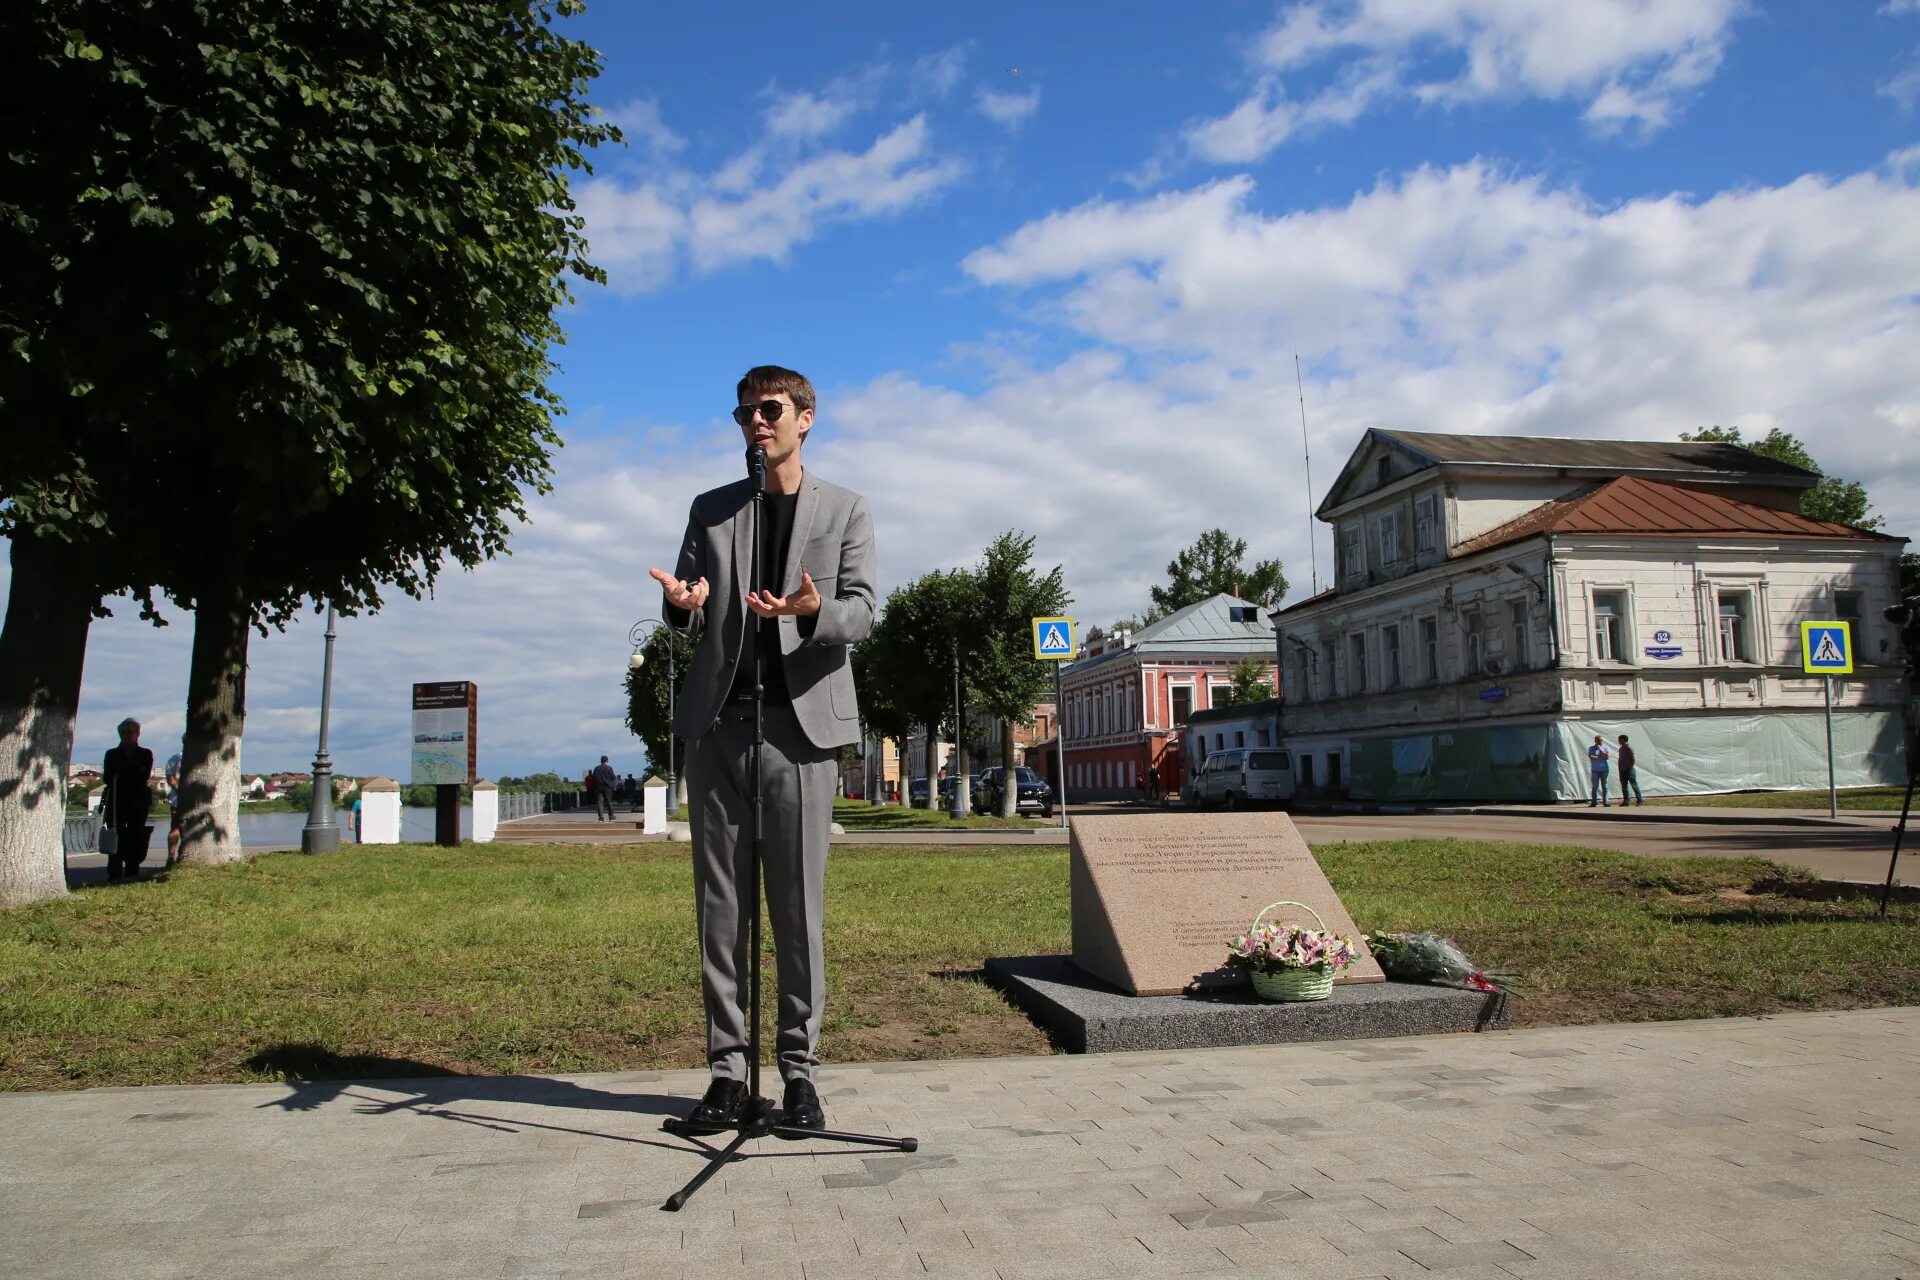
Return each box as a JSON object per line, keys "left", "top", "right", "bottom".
{"left": 3, "top": 1008, "right": 1917, "bottom": 1279}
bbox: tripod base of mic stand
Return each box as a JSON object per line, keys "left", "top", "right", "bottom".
{"left": 659, "top": 1097, "right": 919, "bottom": 1211}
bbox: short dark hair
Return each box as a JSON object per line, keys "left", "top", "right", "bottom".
{"left": 737, "top": 365, "right": 815, "bottom": 414}
{"left": 600, "top": 755, "right": 609, "bottom": 763}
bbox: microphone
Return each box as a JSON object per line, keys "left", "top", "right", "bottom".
{"left": 746, "top": 443, "right": 767, "bottom": 494}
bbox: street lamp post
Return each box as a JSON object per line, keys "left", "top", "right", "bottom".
{"left": 949, "top": 641, "right": 966, "bottom": 820}
{"left": 629, "top": 620, "right": 677, "bottom": 807}
{"left": 301, "top": 604, "right": 341, "bottom": 854}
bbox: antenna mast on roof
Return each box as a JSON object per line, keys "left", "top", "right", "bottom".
{"left": 1295, "top": 353, "right": 1319, "bottom": 595}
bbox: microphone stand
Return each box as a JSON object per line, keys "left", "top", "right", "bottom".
{"left": 660, "top": 443, "right": 916, "bottom": 1212}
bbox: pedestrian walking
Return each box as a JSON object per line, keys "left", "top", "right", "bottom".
{"left": 1587, "top": 734, "right": 1611, "bottom": 808}
{"left": 1617, "top": 734, "right": 1644, "bottom": 806}
{"left": 593, "top": 756, "right": 618, "bottom": 821}
{"left": 163, "top": 748, "right": 184, "bottom": 867}
{"left": 101, "top": 719, "right": 155, "bottom": 879}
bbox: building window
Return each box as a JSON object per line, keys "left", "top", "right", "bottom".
{"left": 1593, "top": 590, "right": 1628, "bottom": 663}
{"left": 1348, "top": 632, "right": 1367, "bottom": 693}
{"left": 1170, "top": 684, "right": 1193, "bottom": 728}
{"left": 1256, "top": 726, "right": 1271, "bottom": 746}
{"left": 1384, "top": 624, "right": 1402, "bottom": 688}
{"left": 1321, "top": 642, "right": 1337, "bottom": 697}
{"left": 1414, "top": 494, "right": 1437, "bottom": 554}
{"left": 1509, "top": 600, "right": 1530, "bottom": 671}
{"left": 1420, "top": 616, "right": 1439, "bottom": 682}
{"left": 1339, "top": 523, "right": 1362, "bottom": 580}
{"left": 1234, "top": 731, "right": 1245, "bottom": 748}
{"left": 1376, "top": 455, "right": 1390, "bottom": 485}
{"left": 1379, "top": 511, "right": 1401, "bottom": 566}
{"left": 1294, "top": 650, "right": 1311, "bottom": 702}
{"left": 1208, "top": 680, "right": 1231, "bottom": 709}
{"left": 1463, "top": 608, "right": 1484, "bottom": 675}
{"left": 1717, "top": 590, "right": 1754, "bottom": 663}
{"left": 1836, "top": 589, "right": 1862, "bottom": 625}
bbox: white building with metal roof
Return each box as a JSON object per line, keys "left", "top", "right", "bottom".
{"left": 1271, "top": 429, "right": 1908, "bottom": 803}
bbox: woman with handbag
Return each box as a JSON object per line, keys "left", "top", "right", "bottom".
{"left": 101, "top": 718, "right": 155, "bottom": 880}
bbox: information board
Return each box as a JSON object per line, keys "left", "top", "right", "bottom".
{"left": 411, "top": 681, "right": 477, "bottom": 785}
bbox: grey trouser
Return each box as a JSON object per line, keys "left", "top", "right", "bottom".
{"left": 687, "top": 702, "right": 836, "bottom": 1083}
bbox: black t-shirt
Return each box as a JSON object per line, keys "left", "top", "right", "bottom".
{"left": 729, "top": 491, "right": 799, "bottom": 702}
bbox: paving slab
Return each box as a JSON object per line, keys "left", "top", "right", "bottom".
{"left": 1, "top": 1008, "right": 1916, "bottom": 1279}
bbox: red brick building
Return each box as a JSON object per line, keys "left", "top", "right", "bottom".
{"left": 1027, "top": 594, "right": 1279, "bottom": 801}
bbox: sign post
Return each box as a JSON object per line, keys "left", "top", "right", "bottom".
{"left": 1032, "top": 616, "right": 1076, "bottom": 829}
{"left": 1799, "top": 622, "right": 1853, "bottom": 820}
{"left": 412, "top": 681, "right": 478, "bottom": 846}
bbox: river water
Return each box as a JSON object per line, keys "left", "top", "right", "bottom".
{"left": 235, "top": 806, "right": 473, "bottom": 848}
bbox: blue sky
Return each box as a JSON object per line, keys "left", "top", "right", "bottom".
{"left": 14, "top": 0, "right": 1920, "bottom": 781}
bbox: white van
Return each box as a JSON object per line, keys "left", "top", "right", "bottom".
{"left": 1190, "top": 747, "right": 1296, "bottom": 810}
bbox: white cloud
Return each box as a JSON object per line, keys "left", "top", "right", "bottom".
{"left": 1185, "top": 0, "right": 1748, "bottom": 163}
{"left": 912, "top": 43, "right": 974, "bottom": 99}
{"left": 1885, "top": 0, "right": 1920, "bottom": 14}
{"left": 975, "top": 85, "right": 1041, "bottom": 130}
{"left": 578, "top": 114, "right": 965, "bottom": 292}
{"left": 601, "top": 97, "right": 685, "bottom": 156}
{"left": 1884, "top": 48, "right": 1920, "bottom": 109}
{"left": 959, "top": 157, "right": 1920, "bottom": 600}
{"left": 764, "top": 88, "right": 861, "bottom": 141}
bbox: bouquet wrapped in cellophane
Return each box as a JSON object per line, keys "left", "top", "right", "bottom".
{"left": 1366, "top": 931, "right": 1519, "bottom": 993}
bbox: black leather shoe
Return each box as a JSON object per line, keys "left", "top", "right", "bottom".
{"left": 681, "top": 1078, "right": 749, "bottom": 1135}
{"left": 778, "top": 1077, "right": 824, "bottom": 1137}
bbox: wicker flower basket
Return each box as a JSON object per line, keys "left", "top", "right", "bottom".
{"left": 1247, "top": 901, "right": 1338, "bottom": 1003}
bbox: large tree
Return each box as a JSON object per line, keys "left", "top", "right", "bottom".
{"left": 863, "top": 570, "right": 977, "bottom": 809}
{"left": 624, "top": 623, "right": 694, "bottom": 797}
{"left": 1149, "top": 529, "right": 1287, "bottom": 617}
{"left": 1680, "top": 426, "right": 1882, "bottom": 529}
{"left": 963, "top": 532, "right": 1071, "bottom": 817}
{"left": 0, "top": 0, "right": 616, "bottom": 903}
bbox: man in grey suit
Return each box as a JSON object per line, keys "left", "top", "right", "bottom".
{"left": 648, "top": 365, "right": 875, "bottom": 1136}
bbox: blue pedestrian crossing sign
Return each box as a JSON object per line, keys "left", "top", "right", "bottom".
{"left": 1800, "top": 620, "right": 1852, "bottom": 674}
{"left": 1032, "top": 616, "right": 1076, "bottom": 660}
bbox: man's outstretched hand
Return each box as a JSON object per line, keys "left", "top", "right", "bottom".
{"left": 746, "top": 572, "right": 822, "bottom": 618}
{"left": 650, "top": 567, "right": 710, "bottom": 612}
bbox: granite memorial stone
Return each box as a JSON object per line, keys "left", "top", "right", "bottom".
{"left": 1071, "top": 811, "right": 1384, "bottom": 995}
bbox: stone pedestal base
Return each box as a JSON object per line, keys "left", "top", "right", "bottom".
{"left": 984, "top": 954, "right": 1508, "bottom": 1054}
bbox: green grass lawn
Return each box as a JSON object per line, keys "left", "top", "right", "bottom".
{"left": 1645, "top": 786, "right": 1909, "bottom": 811}
{"left": 830, "top": 799, "right": 1050, "bottom": 831}
{"left": 1, "top": 838, "right": 1914, "bottom": 1091}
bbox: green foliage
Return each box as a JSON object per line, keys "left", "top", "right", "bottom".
{"left": 859, "top": 532, "right": 1072, "bottom": 751}
{"left": 623, "top": 624, "right": 692, "bottom": 780}
{"left": 0, "top": 0, "right": 621, "bottom": 617}
{"left": 1148, "top": 529, "right": 1287, "bottom": 617}
{"left": 1217, "top": 657, "right": 1275, "bottom": 707}
{"left": 497, "top": 773, "right": 569, "bottom": 793}
{"left": 1681, "top": 426, "right": 1881, "bottom": 530}
{"left": 400, "top": 782, "right": 472, "bottom": 807}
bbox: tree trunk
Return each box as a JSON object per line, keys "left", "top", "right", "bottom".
{"left": 177, "top": 547, "right": 250, "bottom": 865}
{"left": 999, "top": 719, "right": 1019, "bottom": 819}
{"left": 0, "top": 535, "right": 99, "bottom": 908}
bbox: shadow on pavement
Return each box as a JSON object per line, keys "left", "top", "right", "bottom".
{"left": 239, "top": 1043, "right": 833, "bottom": 1164}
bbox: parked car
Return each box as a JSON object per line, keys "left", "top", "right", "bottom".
{"left": 908, "top": 777, "right": 929, "bottom": 806}
{"left": 1190, "top": 748, "right": 1295, "bottom": 810}
{"left": 938, "top": 773, "right": 977, "bottom": 808}
{"left": 975, "top": 766, "right": 1053, "bottom": 816}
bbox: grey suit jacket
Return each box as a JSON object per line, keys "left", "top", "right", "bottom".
{"left": 666, "top": 470, "right": 876, "bottom": 748}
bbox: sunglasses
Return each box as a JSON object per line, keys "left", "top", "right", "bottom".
{"left": 731, "top": 399, "right": 797, "bottom": 427}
